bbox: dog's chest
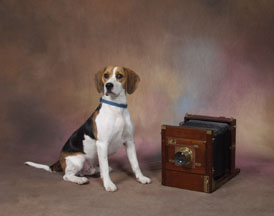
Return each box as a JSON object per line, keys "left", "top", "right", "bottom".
{"left": 108, "top": 116, "right": 125, "bottom": 154}
{"left": 109, "top": 114, "right": 125, "bottom": 141}
{"left": 96, "top": 106, "right": 129, "bottom": 149}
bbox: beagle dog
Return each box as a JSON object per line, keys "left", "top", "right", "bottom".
{"left": 25, "top": 66, "right": 151, "bottom": 192}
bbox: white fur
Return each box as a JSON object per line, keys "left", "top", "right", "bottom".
{"left": 24, "top": 161, "right": 52, "bottom": 172}
{"left": 113, "top": 66, "right": 118, "bottom": 74}
{"left": 63, "top": 155, "right": 89, "bottom": 184}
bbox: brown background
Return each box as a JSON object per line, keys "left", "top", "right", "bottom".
{"left": 1, "top": 0, "right": 274, "bottom": 166}
{"left": 1, "top": 1, "right": 274, "bottom": 215}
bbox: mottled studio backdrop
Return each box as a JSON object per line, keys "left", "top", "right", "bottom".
{"left": 1, "top": 0, "right": 274, "bottom": 166}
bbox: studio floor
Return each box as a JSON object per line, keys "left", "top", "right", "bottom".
{"left": 1, "top": 154, "right": 274, "bottom": 216}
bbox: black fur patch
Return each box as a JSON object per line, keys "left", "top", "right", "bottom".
{"left": 61, "top": 104, "right": 101, "bottom": 153}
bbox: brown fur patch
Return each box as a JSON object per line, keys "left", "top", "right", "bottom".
{"left": 50, "top": 160, "right": 63, "bottom": 172}
{"left": 102, "top": 66, "right": 115, "bottom": 84}
{"left": 92, "top": 106, "right": 100, "bottom": 140}
{"left": 124, "top": 67, "right": 140, "bottom": 94}
{"left": 59, "top": 152, "right": 84, "bottom": 171}
{"left": 94, "top": 67, "right": 106, "bottom": 93}
{"left": 114, "top": 67, "right": 127, "bottom": 89}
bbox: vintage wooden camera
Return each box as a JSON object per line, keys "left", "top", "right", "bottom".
{"left": 161, "top": 114, "right": 240, "bottom": 193}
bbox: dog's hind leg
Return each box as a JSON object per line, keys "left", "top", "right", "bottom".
{"left": 79, "top": 159, "right": 97, "bottom": 176}
{"left": 63, "top": 154, "right": 89, "bottom": 185}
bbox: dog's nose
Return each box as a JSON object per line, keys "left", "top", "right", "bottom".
{"left": 106, "top": 83, "right": 113, "bottom": 90}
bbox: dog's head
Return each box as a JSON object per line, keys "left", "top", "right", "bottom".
{"left": 95, "top": 66, "right": 140, "bottom": 96}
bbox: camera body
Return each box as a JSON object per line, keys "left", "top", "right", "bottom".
{"left": 161, "top": 114, "right": 240, "bottom": 193}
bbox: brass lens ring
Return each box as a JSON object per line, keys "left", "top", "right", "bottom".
{"left": 174, "top": 147, "right": 193, "bottom": 167}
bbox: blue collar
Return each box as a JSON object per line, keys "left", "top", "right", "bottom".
{"left": 100, "top": 98, "right": 128, "bottom": 109}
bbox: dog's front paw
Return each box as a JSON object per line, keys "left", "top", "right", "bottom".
{"left": 63, "top": 175, "right": 89, "bottom": 185}
{"left": 104, "top": 180, "right": 117, "bottom": 192}
{"left": 137, "top": 175, "right": 151, "bottom": 184}
{"left": 77, "top": 177, "right": 89, "bottom": 185}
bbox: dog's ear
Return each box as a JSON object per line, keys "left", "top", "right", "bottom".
{"left": 124, "top": 67, "right": 140, "bottom": 94}
{"left": 94, "top": 67, "right": 106, "bottom": 93}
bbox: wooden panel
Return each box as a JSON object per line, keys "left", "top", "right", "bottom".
{"left": 161, "top": 126, "right": 167, "bottom": 185}
{"left": 166, "top": 137, "right": 206, "bottom": 146}
{"left": 164, "top": 125, "right": 208, "bottom": 141}
{"left": 165, "top": 163, "right": 206, "bottom": 175}
{"left": 163, "top": 169, "right": 204, "bottom": 192}
{"left": 165, "top": 137, "right": 206, "bottom": 174}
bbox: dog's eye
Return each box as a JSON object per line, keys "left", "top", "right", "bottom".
{"left": 104, "top": 73, "right": 109, "bottom": 79}
{"left": 116, "top": 74, "right": 123, "bottom": 79}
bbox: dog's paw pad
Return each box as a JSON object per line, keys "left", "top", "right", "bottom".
{"left": 137, "top": 176, "right": 151, "bottom": 184}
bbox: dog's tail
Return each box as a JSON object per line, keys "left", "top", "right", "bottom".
{"left": 25, "top": 161, "right": 63, "bottom": 172}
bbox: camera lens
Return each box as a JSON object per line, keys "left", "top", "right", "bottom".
{"left": 174, "top": 152, "right": 187, "bottom": 166}
{"left": 174, "top": 147, "right": 193, "bottom": 167}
